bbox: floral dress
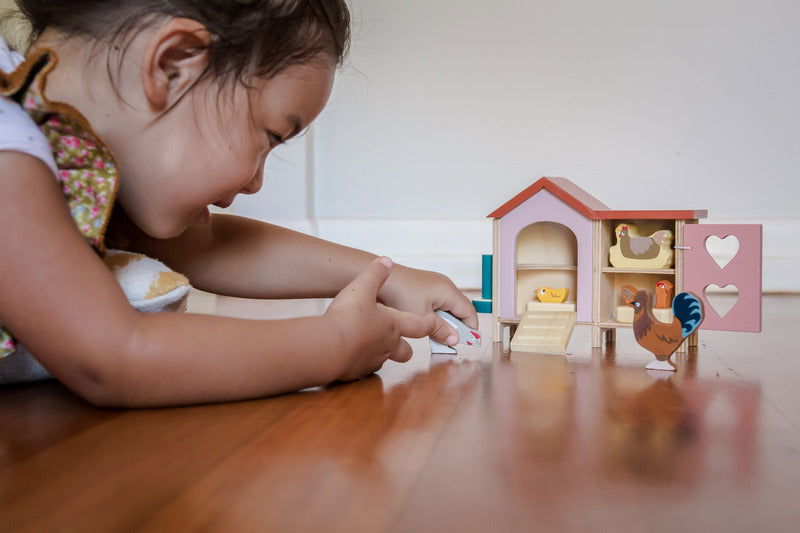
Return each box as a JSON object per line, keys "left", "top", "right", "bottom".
{"left": 0, "top": 48, "right": 122, "bottom": 358}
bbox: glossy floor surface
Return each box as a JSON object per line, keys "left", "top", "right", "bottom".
{"left": 1, "top": 294, "right": 797, "bottom": 531}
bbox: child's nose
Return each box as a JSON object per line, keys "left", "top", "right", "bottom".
{"left": 240, "top": 161, "right": 265, "bottom": 195}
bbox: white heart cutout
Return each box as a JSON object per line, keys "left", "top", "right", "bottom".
{"left": 704, "top": 284, "right": 739, "bottom": 318}
{"left": 705, "top": 235, "right": 739, "bottom": 270}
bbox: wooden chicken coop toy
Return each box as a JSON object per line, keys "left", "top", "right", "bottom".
{"left": 483, "top": 177, "right": 762, "bottom": 366}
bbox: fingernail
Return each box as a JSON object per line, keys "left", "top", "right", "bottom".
{"left": 446, "top": 334, "right": 459, "bottom": 345}
{"left": 379, "top": 257, "right": 393, "bottom": 268}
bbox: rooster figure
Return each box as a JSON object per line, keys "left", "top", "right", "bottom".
{"left": 609, "top": 223, "right": 674, "bottom": 269}
{"left": 620, "top": 285, "right": 704, "bottom": 371}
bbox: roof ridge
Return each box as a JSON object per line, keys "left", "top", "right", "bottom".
{"left": 487, "top": 177, "right": 609, "bottom": 219}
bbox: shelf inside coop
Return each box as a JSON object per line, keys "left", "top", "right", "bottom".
{"left": 517, "top": 264, "right": 577, "bottom": 271}
{"left": 600, "top": 219, "right": 677, "bottom": 269}
{"left": 515, "top": 269, "right": 577, "bottom": 317}
{"left": 599, "top": 271, "right": 676, "bottom": 325}
{"left": 601, "top": 267, "right": 675, "bottom": 274}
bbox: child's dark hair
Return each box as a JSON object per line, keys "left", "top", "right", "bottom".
{"left": 13, "top": 0, "right": 350, "bottom": 85}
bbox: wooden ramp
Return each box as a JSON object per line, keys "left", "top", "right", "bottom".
{"left": 510, "top": 302, "right": 577, "bottom": 354}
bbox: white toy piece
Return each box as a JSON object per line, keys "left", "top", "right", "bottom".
{"left": 645, "top": 360, "right": 677, "bottom": 371}
{"left": 103, "top": 250, "right": 192, "bottom": 313}
{"left": 429, "top": 310, "right": 481, "bottom": 354}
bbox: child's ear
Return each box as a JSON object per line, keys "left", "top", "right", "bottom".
{"left": 141, "top": 18, "right": 212, "bottom": 111}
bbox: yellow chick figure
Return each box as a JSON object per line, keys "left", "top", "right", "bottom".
{"left": 536, "top": 287, "right": 569, "bottom": 303}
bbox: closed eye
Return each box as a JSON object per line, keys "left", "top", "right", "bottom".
{"left": 266, "top": 131, "right": 285, "bottom": 148}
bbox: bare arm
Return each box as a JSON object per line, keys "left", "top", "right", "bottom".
{"left": 128, "top": 213, "right": 479, "bottom": 333}
{"left": 0, "top": 153, "right": 432, "bottom": 407}
{"left": 129, "top": 213, "right": 377, "bottom": 299}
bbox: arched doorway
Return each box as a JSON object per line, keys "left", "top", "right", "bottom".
{"left": 514, "top": 222, "right": 578, "bottom": 317}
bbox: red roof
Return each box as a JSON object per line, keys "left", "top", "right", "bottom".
{"left": 487, "top": 177, "right": 707, "bottom": 220}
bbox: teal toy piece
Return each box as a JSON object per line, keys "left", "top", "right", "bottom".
{"left": 481, "top": 254, "right": 492, "bottom": 299}
{"left": 472, "top": 253, "right": 493, "bottom": 313}
{"left": 472, "top": 299, "right": 492, "bottom": 313}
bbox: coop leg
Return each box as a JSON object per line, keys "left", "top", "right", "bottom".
{"left": 689, "top": 331, "right": 699, "bottom": 348}
{"left": 604, "top": 328, "right": 616, "bottom": 345}
{"left": 675, "top": 332, "right": 699, "bottom": 355}
{"left": 592, "top": 325, "right": 603, "bottom": 348}
{"left": 493, "top": 319, "right": 505, "bottom": 343}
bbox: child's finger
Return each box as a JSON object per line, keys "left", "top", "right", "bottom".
{"left": 429, "top": 314, "right": 459, "bottom": 346}
{"left": 392, "top": 308, "right": 438, "bottom": 340}
{"left": 388, "top": 338, "right": 413, "bottom": 363}
{"left": 366, "top": 358, "right": 387, "bottom": 375}
{"left": 443, "top": 293, "right": 479, "bottom": 330}
{"left": 344, "top": 257, "right": 393, "bottom": 299}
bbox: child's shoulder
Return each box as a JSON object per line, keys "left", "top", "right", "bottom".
{"left": 0, "top": 35, "right": 59, "bottom": 177}
{"left": 0, "top": 94, "right": 59, "bottom": 178}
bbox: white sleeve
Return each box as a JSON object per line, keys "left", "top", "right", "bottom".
{"left": 0, "top": 95, "right": 58, "bottom": 178}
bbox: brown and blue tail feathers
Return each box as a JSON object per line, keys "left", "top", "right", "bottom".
{"left": 672, "top": 292, "right": 703, "bottom": 338}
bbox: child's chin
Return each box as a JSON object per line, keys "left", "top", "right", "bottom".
{"left": 143, "top": 220, "right": 190, "bottom": 240}
{"left": 143, "top": 209, "right": 210, "bottom": 239}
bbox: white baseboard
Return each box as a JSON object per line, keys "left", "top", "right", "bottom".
{"left": 258, "top": 217, "right": 799, "bottom": 293}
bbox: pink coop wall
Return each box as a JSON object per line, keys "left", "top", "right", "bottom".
{"left": 498, "top": 189, "right": 594, "bottom": 322}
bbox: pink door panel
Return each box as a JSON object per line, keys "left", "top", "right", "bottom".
{"left": 683, "top": 224, "right": 762, "bottom": 333}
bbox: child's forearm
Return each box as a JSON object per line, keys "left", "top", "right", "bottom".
{"left": 92, "top": 312, "right": 346, "bottom": 408}
{"left": 134, "top": 214, "right": 378, "bottom": 299}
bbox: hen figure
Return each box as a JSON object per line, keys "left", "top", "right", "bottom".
{"left": 609, "top": 224, "right": 674, "bottom": 269}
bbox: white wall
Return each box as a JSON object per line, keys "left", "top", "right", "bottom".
{"left": 236, "top": 0, "right": 799, "bottom": 291}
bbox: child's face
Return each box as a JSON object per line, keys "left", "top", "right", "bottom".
{"left": 114, "top": 61, "right": 335, "bottom": 239}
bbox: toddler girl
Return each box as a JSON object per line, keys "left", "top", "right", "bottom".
{"left": 0, "top": 0, "right": 477, "bottom": 407}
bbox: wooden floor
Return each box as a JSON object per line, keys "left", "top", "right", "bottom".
{"left": 1, "top": 294, "right": 798, "bottom": 532}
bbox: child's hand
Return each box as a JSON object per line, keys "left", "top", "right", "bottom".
{"left": 378, "top": 264, "right": 479, "bottom": 347}
{"left": 324, "top": 257, "right": 438, "bottom": 381}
